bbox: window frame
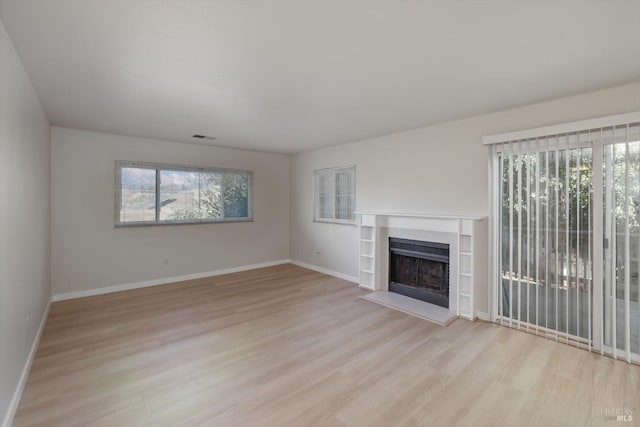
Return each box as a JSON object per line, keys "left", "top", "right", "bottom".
{"left": 114, "top": 160, "right": 253, "bottom": 227}
{"left": 313, "top": 165, "right": 356, "bottom": 225}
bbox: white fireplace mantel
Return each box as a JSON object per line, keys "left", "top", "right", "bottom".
{"left": 355, "top": 211, "right": 488, "bottom": 321}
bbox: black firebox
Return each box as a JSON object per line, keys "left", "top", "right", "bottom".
{"left": 388, "top": 238, "right": 450, "bottom": 308}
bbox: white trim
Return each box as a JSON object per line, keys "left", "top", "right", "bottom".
{"left": 476, "top": 311, "right": 490, "bottom": 322}
{"left": 51, "top": 260, "right": 291, "bottom": 302}
{"left": 482, "top": 111, "right": 640, "bottom": 145}
{"left": 2, "top": 303, "right": 50, "bottom": 427}
{"left": 488, "top": 145, "right": 500, "bottom": 322}
{"left": 354, "top": 211, "right": 485, "bottom": 221}
{"left": 289, "top": 260, "right": 359, "bottom": 284}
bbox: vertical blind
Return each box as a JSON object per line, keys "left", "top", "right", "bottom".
{"left": 490, "top": 119, "right": 640, "bottom": 364}
{"left": 603, "top": 124, "right": 640, "bottom": 361}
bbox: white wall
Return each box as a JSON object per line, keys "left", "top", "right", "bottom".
{"left": 290, "top": 82, "right": 640, "bottom": 280}
{"left": 51, "top": 127, "right": 290, "bottom": 297}
{"left": 0, "top": 19, "right": 50, "bottom": 426}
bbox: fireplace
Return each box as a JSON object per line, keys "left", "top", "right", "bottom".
{"left": 388, "top": 237, "right": 450, "bottom": 308}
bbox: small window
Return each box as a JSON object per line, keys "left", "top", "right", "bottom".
{"left": 115, "top": 161, "right": 252, "bottom": 226}
{"left": 314, "top": 166, "right": 356, "bottom": 224}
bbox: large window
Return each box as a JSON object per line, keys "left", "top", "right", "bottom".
{"left": 115, "top": 161, "right": 252, "bottom": 226}
{"left": 314, "top": 166, "right": 356, "bottom": 224}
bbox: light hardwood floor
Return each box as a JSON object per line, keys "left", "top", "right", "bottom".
{"left": 13, "top": 264, "right": 640, "bottom": 426}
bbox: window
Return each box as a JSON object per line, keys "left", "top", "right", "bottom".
{"left": 314, "top": 166, "right": 356, "bottom": 224}
{"left": 115, "top": 161, "right": 253, "bottom": 226}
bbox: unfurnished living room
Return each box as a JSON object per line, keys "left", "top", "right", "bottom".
{"left": 1, "top": 1, "right": 640, "bottom": 426}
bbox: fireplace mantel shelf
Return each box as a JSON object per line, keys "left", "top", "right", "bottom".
{"left": 354, "top": 211, "right": 486, "bottom": 221}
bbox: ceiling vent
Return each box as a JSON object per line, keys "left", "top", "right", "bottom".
{"left": 192, "top": 134, "right": 216, "bottom": 141}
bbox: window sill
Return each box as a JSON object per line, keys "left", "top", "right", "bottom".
{"left": 115, "top": 218, "right": 254, "bottom": 228}
{"left": 313, "top": 219, "right": 357, "bottom": 227}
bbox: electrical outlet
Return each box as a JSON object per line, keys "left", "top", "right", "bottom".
{"left": 25, "top": 315, "right": 32, "bottom": 335}
{"left": 164, "top": 258, "right": 169, "bottom": 266}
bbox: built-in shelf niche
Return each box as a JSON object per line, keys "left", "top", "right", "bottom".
{"left": 358, "top": 215, "right": 377, "bottom": 289}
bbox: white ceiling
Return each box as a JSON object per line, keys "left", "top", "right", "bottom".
{"left": 1, "top": 1, "right": 639, "bottom": 154}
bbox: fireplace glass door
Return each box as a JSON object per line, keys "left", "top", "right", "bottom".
{"left": 389, "top": 238, "right": 449, "bottom": 308}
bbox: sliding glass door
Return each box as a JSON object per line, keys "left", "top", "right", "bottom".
{"left": 498, "top": 141, "right": 593, "bottom": 344}
{"left": 494, "top": 122, "right": 640, "bottom": 362}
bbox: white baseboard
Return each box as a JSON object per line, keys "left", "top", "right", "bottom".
{"left": 476, "top": 311, "right": 490, "bottom": 321}
{"left": 290, "top": 260, "right": 358, "bottom": 284}
{"left": 51, "top": 259, "right": 292, "bottom": 302}
{"left": 2, "top": 302, "right": 50, "bottom": 427}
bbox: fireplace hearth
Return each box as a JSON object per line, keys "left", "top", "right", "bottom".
{"left": 388, "top": 237, "right": 450, "bottom": 308}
